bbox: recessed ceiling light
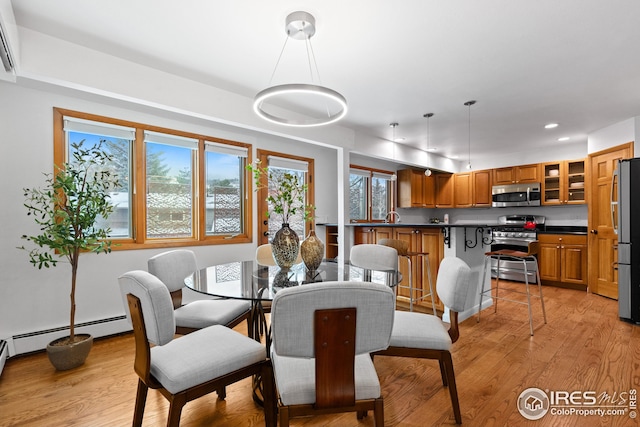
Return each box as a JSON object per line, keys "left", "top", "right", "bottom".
{"left": 394, "top": 137, "right": 405, "bottom": 142}
{"left": 426, "top": 147, "right": 437, "bottom": 152}
{"left": 448, "top": 155, "right": 459, "bottom": 159}
{"left": 545, "top": 123, "right": 559, "bottom": 129}
{"left": 558, "top": 137, "right": 570, "bottom": 141}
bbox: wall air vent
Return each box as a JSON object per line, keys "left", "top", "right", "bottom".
{"left": 0, "top": 21, "right": 14, "bottom": 72}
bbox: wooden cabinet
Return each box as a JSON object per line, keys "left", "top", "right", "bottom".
{"left": 538, "top": 234, "right": 587, "bottom": 287}
{"left": 454, "top": 169, "right": 491, "bottom": 208}
{"left": 324, "top": 225, "right": 339, "bottom": 259}
{"left": 352, "top": 226, "right": 445, "bottom": 311}
{"left": 435, "top": 173, "right": 454, "bottom": 208}
{"left": 397, "top": 169, "right": 435, "bottom": 208}
{"left": 493, "top": 163, "right": 540, "bottom": 185}
{"left": 353, "top": 226, "right": 391, "bottom": 245}
{"left": 542, "top": 159, "right": 586, "bottom": 205}
{"left": 392, "top": 228, "right": 444, "bottom": 311}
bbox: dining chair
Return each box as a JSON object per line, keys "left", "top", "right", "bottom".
{"left": 270, "top": 281, "right": 395, "bottom": 427}
{"left": 118, "top": 270, "right": 276, "bottom": 427}
{"left": 373, "top": 256, "right": 472, "bottom": 424}
{"left": 255, "top": 243, "right": 302, "bottom": 266}
{"left": 148, "top": 249, "right": 251, "bottom": 334}
{"left": 350, "top": 243, "right": 398, "bottom": 271}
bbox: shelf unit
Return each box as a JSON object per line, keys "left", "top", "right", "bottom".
{"left": 325, "top": 225, "right": 339, "bottom": 259}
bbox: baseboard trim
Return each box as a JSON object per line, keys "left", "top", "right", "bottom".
{"left": 12, "top": 316, "right": 131, "bottom": 356}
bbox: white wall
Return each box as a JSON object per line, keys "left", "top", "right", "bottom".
{"left": 588, "top": 117, "right": 637, "bottom": 155}
{"left": 0, "top": 81, "right": 337, "bottom": 355}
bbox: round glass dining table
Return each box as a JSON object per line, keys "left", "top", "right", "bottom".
{"left": 184, "top": 259, "right": 399, "bottom": 405}
{"left": 185, "top": 258, "right": 400, "bottom": 302}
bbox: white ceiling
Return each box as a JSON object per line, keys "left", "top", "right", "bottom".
{"left": 9, "top": 0, "right": 640, "bottom": 165}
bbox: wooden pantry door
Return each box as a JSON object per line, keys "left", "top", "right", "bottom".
{"left": 587, "top": 142, "right": 633, "bottom": 299}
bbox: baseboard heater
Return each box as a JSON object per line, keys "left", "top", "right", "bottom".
{"left": 0, "top": 340, "right": 8, "bottom": 377}
{"left": 11, "top": 315, "right": 130, "bottom": 356}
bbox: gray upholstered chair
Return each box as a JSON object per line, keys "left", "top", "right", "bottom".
{"left": 255, "top": 243, "right": 302, "bottom": 266}
{"left": 118, "top": 270, "right": 276, "bottom": 427}
{"left": 148, "top": 249, "right": 250, "bottom": 334}
{"left": 270, "top": 281, "right": 395, "bottom": 427}
{"left": 350, "top": 244, "right": 398, "bottom": 271}
{"left": 373, "top": 257, "right": 472, "bottom": 424}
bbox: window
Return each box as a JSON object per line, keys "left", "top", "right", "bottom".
{"left": 63, "top": 116, "right": 134, "bottom": 238}
{"left": 55, "top": 109, "right": 252, "bottom": 249}
{"left": 349, "top": 169, "right": 368, "bottom": 221}
{"left": 349, "top": 166, "right": 394, "bottom": 222}
{"left": 144, "top": 131, "right": 197, "bottom": 239}
{"left": 371, "top": 172, "right": 393, "bottom": 220}
{"left": 205, "top": 141, "right": 248, "bottom": 235}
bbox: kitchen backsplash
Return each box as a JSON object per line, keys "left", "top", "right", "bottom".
{"left": 397, "top": 204, "right": 588, "bottom": 226}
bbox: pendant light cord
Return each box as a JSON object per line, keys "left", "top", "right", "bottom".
{"left": 464, "top": 100, "right": 476, "bottom": 169}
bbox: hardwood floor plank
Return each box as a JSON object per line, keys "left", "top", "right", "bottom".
{"left": 1, "top": 282, "right": 638, "bottom": 426}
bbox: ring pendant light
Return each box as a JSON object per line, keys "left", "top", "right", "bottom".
{"left": 253, "top": 11, "right": 347, "bottom": 127}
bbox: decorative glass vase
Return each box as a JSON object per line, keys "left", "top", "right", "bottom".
{"left": 271, "top": 223, "right": 300, "bottom": 268}
{"left": 300, "top": 229, "right": 324, "bottom": 271}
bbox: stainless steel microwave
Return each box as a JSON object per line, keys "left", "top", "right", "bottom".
{"left": 492, "top": 183, "right": 541, "bottom": 207}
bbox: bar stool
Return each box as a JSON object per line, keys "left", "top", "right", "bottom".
{"left": 477, "top": 241, "right": 547, "bottom": 335}
{"left": 378, "top": 238, "right": 436, "bottom": 314}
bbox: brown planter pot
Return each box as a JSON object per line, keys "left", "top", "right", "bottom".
{"left": 46, "top": 334, "right": 93, "bottom": 371}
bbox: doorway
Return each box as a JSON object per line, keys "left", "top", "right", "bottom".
{"left": 587, "top": 142, "right": 633, "bottom": 299}
{"left": 255, "top": 149, "right": 315, "bottom": 245}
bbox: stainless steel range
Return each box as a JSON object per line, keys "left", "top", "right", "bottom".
{"left": 490, "top": 214, "right": 545, "bottom": 283}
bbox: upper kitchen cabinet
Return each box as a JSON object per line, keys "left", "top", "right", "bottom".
{"left": 493, "top": 163, "right": 540, "bottom": 185}
{"left": 435, "top": 173, "right": 454, "bottom": 208}
{"left": 542, "top": 159, "right": 586, "bottom": 205}
{"left": 397, "top": 169, "right": 435, "bottom": 208}
{"left": 454, "top": 169, "right": 492, "bottom": 208}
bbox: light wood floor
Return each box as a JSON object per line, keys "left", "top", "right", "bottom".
{"left": 1, "top": 282, "right": 639, "bottom": 427}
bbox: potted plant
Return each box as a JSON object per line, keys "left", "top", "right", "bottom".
{"left": 247, "top": 160, "right": 315, "bottom": 268}
{"left": 20, "top": 140, "right": 120, "bottom": 370}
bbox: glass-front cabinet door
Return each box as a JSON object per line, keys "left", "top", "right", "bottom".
{"left": 542, "top": 159, "right": 585, "bottom": 205}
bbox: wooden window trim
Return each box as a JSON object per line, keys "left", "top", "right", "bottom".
{"left": 349, "top": 164, "right": 395, "bottom": 223}
{"left": 54, "top": 107, "right": 253, "bottom": 250}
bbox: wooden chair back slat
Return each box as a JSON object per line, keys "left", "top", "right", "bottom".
{"left": 314, "top": 307, "right": 357, "bottom": 409}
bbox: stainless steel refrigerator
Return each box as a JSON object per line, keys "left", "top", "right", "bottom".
{"left": 615, "top": 158, "right": 640, "bottom": 323}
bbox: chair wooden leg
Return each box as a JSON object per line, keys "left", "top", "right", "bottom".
{"left": 133, "top": 379, "right": 148, "bottom": 427}
{"left": 166, "top": 394, "right": 187, "bottom": 427}
{"left": 279, "top": 404, "right": 290, "bottom": 427}
{"left": 217, "top": 386, "right": 226, "bottom": 400}
{"left": 438, "top": 359, "right": 448, "bottom": 387}
{"left": 441, "top": 351, "right": 462, "bottom": 424}
{"left": 261, "top": 362, "right": 277, "bottom": 427}
{"left": 373, "top": 397, "right": 385, "bottom": 427}
{"left": 357, "top": 410, "right": 367, "bottom": 419}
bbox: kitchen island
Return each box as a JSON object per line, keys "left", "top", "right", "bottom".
{"left": 319, "top": 222, "right": 496, "bottom": 322}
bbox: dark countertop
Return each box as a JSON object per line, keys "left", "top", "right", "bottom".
{"left": 318, "top": 223, "right": 588, "bottom": 234}
{"left": 539, "top": 226, "right": 588, "bottom": 235}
